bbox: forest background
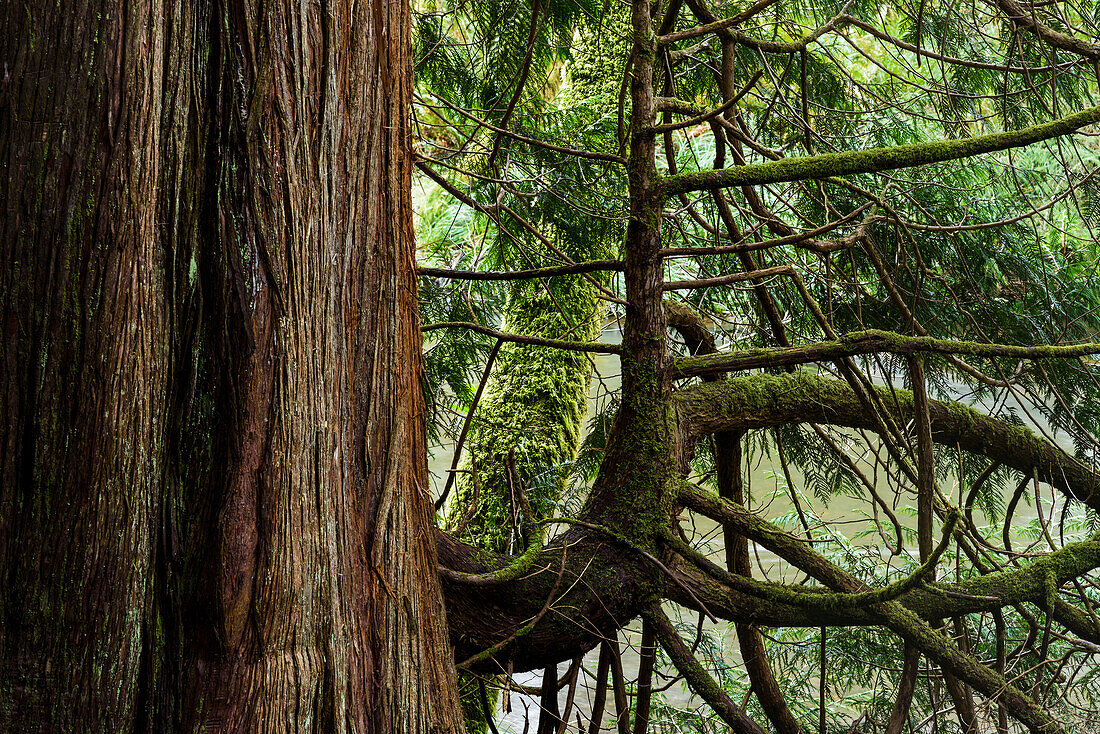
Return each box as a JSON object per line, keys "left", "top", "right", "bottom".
{"left": 8, "top": 0, "right": 1100, "bottom": 732}
{"left": 414, "top": 0, "right": 1100, "bottom": 731}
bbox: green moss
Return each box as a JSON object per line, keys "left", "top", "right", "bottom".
{"left": 661, "top": 106, "right": 1100, "bottom": 195}
{"left": 444, "top": 274, "right": 606, "bottom": 551}
{"left": 558, "top": 13, "right": 631, "bottom": 118}
{"left": 457, "top": 674, "right": 493, "bottom": 734}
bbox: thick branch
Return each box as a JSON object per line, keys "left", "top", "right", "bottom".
{"left": 676, "top": 372, "right": 1100, "bottom": 509}
{"left": 659, "top": 106, "right": 1100, "bottom": 195}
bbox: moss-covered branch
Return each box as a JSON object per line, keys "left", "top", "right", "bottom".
{"left": 659, "top": 106, "right": 1100, "bottom": 195}
{"left": 993, "top": 0, "right": 1100, "bottom": 60}
{"left": 674, "top": 485, "right": 1068, "bottom": 734}
{"left": 667, "top": 510, "right": 959, "bottom": 613}
{"left": 438, "top": 520, "right": 545, "bottom": 586}
{"left": 672, "top": 483, "right": 1100, "bottom": 628}
{"left": 676, "top": 372, "right": 1100, "bottom": 509}
{"left": 671, "top": 329, "right": 1100, "bottom": 378}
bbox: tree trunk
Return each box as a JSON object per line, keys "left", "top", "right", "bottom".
{"left": 0, "top": 1, "right": 465, "bottom": 732}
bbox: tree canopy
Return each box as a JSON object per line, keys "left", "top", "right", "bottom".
{"left": 415, "top": 0, "right": 1100, "bottom": 731}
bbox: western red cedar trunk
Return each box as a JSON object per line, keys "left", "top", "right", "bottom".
{"left": 0, "top": 1, "right": 179, "bottom": 727}
{"left": 0, "top": 1, "right": 466, "bottom": 732}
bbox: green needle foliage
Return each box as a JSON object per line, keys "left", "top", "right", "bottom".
{"left": 415, "top": 0, "right": 1100, "bottom": 729}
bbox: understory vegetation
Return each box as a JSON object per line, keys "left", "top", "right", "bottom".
{"left": 413, "top": 0, "right": 1100, "bottom": 730}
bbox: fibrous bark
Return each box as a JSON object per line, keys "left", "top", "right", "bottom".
{"left": 1, "top": 3, "right": 194, "bottom": 727}
{"left": 1, "top": 1, "right": 465, "bottom": 731}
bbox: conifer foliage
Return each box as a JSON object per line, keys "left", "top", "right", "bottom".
{"left": 419, "top": 0, "right": 1100, "bottom": 730}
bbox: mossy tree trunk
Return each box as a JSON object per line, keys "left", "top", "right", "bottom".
{"left": 442, "top": 15, "right": 629, "bottom": 730}
{"left": 0, "top": 1, "right": 465, "bottom": 731}
{"left": 444, "top": 13, "right": 630, "bottom": 553}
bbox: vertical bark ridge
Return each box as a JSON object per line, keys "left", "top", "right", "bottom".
{"left": 185, "top": 0, "right": 464, "bottom": 731}
{"left": 2, "top": 0, "right": 465, "bottom": 731}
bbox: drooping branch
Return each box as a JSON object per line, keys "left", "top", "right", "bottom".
{"left": 658, "top": 201, "right": 874, "bottom": 258}
{"left": 423, "top": 93, "right": 628, "bottom": 164}
{"left": 666, "top": 510, "right": 959, "bottom": 612}
{"left": 659, "top": 105, "right": 1100, "bottom": 195}
{"left": 672, "top": 329, "right": 1100, "bottom": 378}
{"left": 676, "top": 372, "right": 1100, "bottom": 509}
{"left": 663, "top": 547, "right": 1100, "bottom": 639}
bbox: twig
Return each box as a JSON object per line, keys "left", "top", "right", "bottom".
{"left": 437, "top": 339, "right": 504, "bottom": 511}
{"left": 419, "top": 261, "right": 624, "bottom": 281}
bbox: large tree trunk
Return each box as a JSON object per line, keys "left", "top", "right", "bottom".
{"left": 1, "top": 3, "right": 185, "bottom": 727}
{"left": 0, "top": 1, "right": 465, "bottom": 732}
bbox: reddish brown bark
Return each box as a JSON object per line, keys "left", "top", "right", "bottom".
{"left": 1, "top": 1, "right": 464, "bottom": 731}
{"left": 1, "top": 2, "right": 183, "bottom": 727}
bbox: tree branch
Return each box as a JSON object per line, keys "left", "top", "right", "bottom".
{"left": 676, "top": 372, "right": 1100, "bottom": 509}
{"left": 666, "top": 510, "right": 958, "bottom": 612}
{"left": 671, "top": 329, "right": 1100, "bottom": 378}
{"left": 659, "top": 106, "right": 1100, "bottom": 195}
{"left": 422, "top": 322, "right": 622, "bottom": 354}
{"left": 419, "top": 261, "right": 624, "bottom": 281}
{"left": 424, "top": 93, "right": 628, "bottom": 163}
{"left": 992, "top": 0, "right": 1100, "bottom": 60}
{"left": 663, "top": 265, "right": 793, "bottom": 291}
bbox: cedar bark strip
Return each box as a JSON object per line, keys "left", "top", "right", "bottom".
{"left": 186, "top": 4, "right": 463, "bottom": 728}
